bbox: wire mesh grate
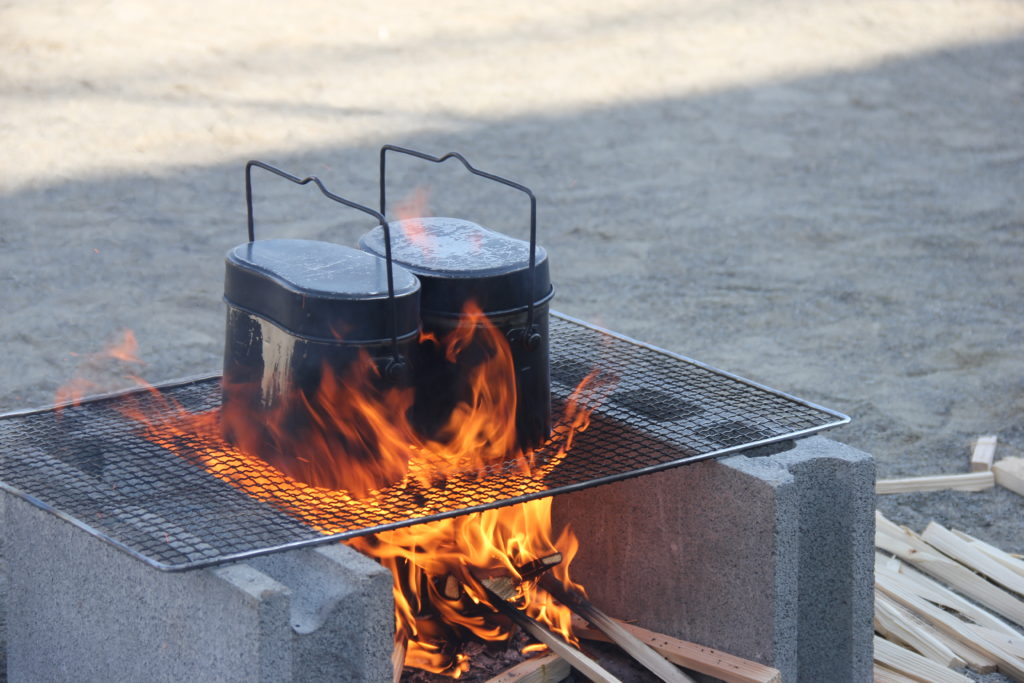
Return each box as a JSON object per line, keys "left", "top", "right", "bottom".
{"left": 0, "top": 313, "right": 848, "bottom": 570}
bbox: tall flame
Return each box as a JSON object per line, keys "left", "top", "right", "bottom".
{"left": 71, "top": 305, "right": 608, "bottom": 677}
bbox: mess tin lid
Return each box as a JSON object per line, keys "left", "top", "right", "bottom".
{"left": 359, "top": 217, "right": 552, "bottom": 316}
{"left": 224, "top": 239, "right": 421, "bottom": 343}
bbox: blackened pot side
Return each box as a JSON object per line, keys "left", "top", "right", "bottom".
{"left": 222, "top": 239, "right": 421, "bottom": 494}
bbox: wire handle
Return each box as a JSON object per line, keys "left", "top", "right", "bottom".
{"left": 244, "top": 160, "right": 408, "bottom": 376}
{"left": 378, "top": 145, "right": 542, "bottom": 347}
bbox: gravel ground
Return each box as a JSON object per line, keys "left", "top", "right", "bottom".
{"left": 1, "top": 0, "right": 1023, "bottom": 678}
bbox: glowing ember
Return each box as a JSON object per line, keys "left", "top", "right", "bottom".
{"left": 76, "top": 304, "right": 607, "bottom": 677}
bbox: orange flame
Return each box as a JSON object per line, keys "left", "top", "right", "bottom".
{"left": 71, "top": 306, "right": 609, "bottom": 676}
{"left": 395, "top": 187, "right": 433, "bottom": 255}
{"left": 55, "top": 329, "right": 141, "bottom": 408}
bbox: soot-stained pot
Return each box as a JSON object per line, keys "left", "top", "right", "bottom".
{"left": 222, "top": 238, "right": 421, "bottom": 492}
{"left": 360, "top": 217, "right": 553, "bottom": 451}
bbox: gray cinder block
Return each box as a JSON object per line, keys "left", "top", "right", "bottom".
{"left": 4, "top": 494, "right": 394, "bottom": 683}
{"left": 552, "top": 435, "right": 875, "bottom": 682}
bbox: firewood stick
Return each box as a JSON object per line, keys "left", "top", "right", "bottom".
{"left": 538, "top": 575, "right": 694, "bottom": 683}
{"left": 875, "top": 471, "right": 994, "bottom": 494}
{"left": 872, "top": 664, "right": 919, "bottom": 683}
{"left": 875, "top": 511, "right": 1024, "bottom": 626}
{"left": 994, "top": 457, "right": 1024, "bottom": 498}
{"left": 971, "top": 435, "right": 998, "bottom": 472}
{"left": 874, "top": 591, "right": 965, "bottom": 668}
{"left": 392, "top": 639, "right": 406, "bottom": 683}
{"left": 921, "top": 521, "right": 1024, "bottom": 596}
{"left": 929, "top": 628, "right": 999, "bottom": 674}
{"left": 872, "top": 636, "right": 971, "bottom": 683}
{"left": 474, "top": 576, "right": 621, "bottom": 683}
{"left": 572, "top": 617, "right": 781, "bottom": 683}
{"left": 485, "top": 653, "right": 571, "bottom": 683}
{"left": 442, "top": 574, "right": 462, "bottom": 600}
{"left": 875, "top": 571, "right": 1024, "bottom": 680}
{"left": 950, "top": 528, "right": 1024, "bottom": 579}
{"left": 517, "top": 553, "right": 564, "bottom": 582}
{"left": 874, "top": 551, "right": 1019, "bottom": 636}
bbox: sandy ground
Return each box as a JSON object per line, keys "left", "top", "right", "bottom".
{"left": 1, "top": 0, "right": 1023, "bottom": 678}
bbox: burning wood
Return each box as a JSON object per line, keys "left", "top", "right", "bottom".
{"left": 475, "top": 571, "right": 620, "bottom": 683}
{"left": 537, "top": 575, "right": 694, "bottom": 683}
{"left": 470, "top": 553, "right": 701, "bottom": 683}
{"left": 571, "top": 619, "right": 782, "bottom": 683}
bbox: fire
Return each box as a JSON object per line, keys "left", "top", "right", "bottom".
{"left": 55, "top": 329, "right": 141, "bottom": 408}
{"left": 395, "top": 187, "right": 434, "bottom": 255}
{"left": 80, "top": 305, "right": 605, "bottom": 677}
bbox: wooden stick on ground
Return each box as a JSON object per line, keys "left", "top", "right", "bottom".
{"left": 950, "top": 529, "right": 1024, "bottom": 579}
{"left": 874, "top": 571, "right": 1024, "bottom": 680}
{"left": 872, "top": 664, "right": 920, "bottom": 683}
{"left": 872, "top": 636, "right": 972, "bottom": 683}
{"left": 921, "top": 522, "right": 1024, "bottom": 597}
{"left": 971, "top": 435, "right": 998, "bottom": 472}
{"left": 538, "top": 575, "right": 694, "bottom": 683}
{"left": 875, "top": 511, "right": 1024, "bottom": 626}
{"left": 573, "top": 617, "right": 781, "bottom": 683}
{"left": 874, "top": 552, "right": 1019, "bottom": 636}
{"left": 485, "top": 653, "right": 571, "bottom": 683}
{"left": 994, "top": 457, "right": 1024, "bottom": 498}
{"left": 875, "top": 471, "right": 994, "bottom": 495}
{"left": 874, "top": 591, "right": 965, "bottom": 668}
{"left": 475, "top": 574, "right": 621, "bottom": 683}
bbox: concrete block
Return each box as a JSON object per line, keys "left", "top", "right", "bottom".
{"left": 553, "top": 435, "right": 874, "bottom": 682}
{"left": 4, "top": 494, "right": 394, "bottom": 683}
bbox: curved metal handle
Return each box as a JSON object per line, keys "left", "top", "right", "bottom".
{"left": 378, "top": 145, "right": 541, "bottom": 338}
{"left": 244, "top": 160, "right": 408, "bottom": 372}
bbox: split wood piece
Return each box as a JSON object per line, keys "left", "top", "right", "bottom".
{"left": 872, "top": 664, "right": 920, "bottom": 683}
{"left": 875, "top": 511, "right": 1024, "bottom": 626}
{"left": 994, "top": 457, "right": 1024, "bottom": 498}
{"left": 971, "top": 435, "right": 998, "bottom": 472}
{"left": 573, "top": 617, "right": 781, "bottom": 683}
{"left": 874, "top": 558, "right": 1002, "bottom": 672}
{"left": 885, "top": 589, "right": 998, "bottom": 672}
{"left": 874, "top": 591, "right": 964, "bottom": 668}
{"left": 442, "top": 574, "right": 462, "bottom": 601}
{"left": 874, "top": 551, "right": 1019, "bottom": 636}
{"left": 875, "top": 571, "right": 1024, "bottom": 680}
{"left": 392, "top": 639, "right": 406, "bottom": 683}
{"left": 922, "top": 522, "right": 1024, "bottom": 596}
{"left": 537, "top": 576, "right": 693, "bottom": 683}
{"left": 485, "top": 653, "right": 571, "bottom": 683}
{"left": 517, "top": 553, "right": 563, "bottom": 582}
{"left": 872, "top": 636, "right": 971, "bottom": 683}
{"left": 474, "top": 576, "right": 621, "bottom": 683}
{"left": 969, "top": 625, "right": 1024, "bottom": 660}
{"left": 931, "top": 628, "right": 999, "bottom": 674}
{"left": 950, "top": 529, "right": 1024, "bottom": 579}
{"left": 875, "top": 471, "right": 994, "bottom": 495}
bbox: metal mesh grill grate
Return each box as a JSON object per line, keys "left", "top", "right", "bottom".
{"left": 0, "top": 313, "right": 848, "bottom": 571}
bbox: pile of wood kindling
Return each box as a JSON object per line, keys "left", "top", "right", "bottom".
{"left": 873, "top": 435, "right": 1024, "bottom": 681}
{"left": 874, "top": 511, "right": 1024, "bottom": 682}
